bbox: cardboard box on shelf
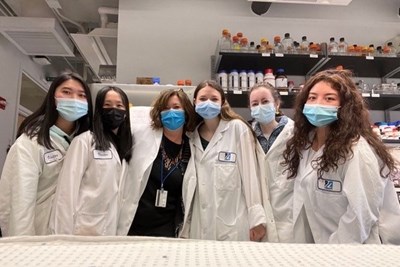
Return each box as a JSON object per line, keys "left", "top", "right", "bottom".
{"left": 136, "top": 77, "right": 153, "bottom": 85}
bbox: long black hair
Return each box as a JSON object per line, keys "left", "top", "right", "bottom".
{"left": 92, "top": 86, "right": 133, "bottom": 163}
{"left": 17, "top": 72, "right": 93, "bottom": 149}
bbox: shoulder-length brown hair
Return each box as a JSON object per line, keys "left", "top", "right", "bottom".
{"left": 282, "top": 69, "right": 398, "bottom": 178}
{"left": 150, "top": 88, "right": 197, "bottom": 132}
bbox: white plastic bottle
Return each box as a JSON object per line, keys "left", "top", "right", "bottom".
{"left": 247, "top": 70, "right": 256, "bottom": 89}
{"left": 263, "top": 68, "right": 275, "bottom": 87}
{"left": 217, "top": 70, "right": 228, "bottom": 91}
{"left": 255, "top": 71, "right": 264, "bottom": 84}
{"left": 228, "top": 69, "right": 239, "bottom": 91}
{"left": 275, "top": 68, "right": 288, "bottom": 89}
{"left": 239, "top": 70, "right": 248, "bottom": 91}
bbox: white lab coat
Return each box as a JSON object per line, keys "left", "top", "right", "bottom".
{"left": 117, "top": 106, "right": 162, "bottom": 235}
{"left": 180, "top": 119, "right": 266, "bottom": 241}
{"left": 293, "top": 136, "right": 400, "bottom": 244}
{"left": 255, "top": 118, "right": 294, "bottom": 242}
{"left": 51, "top": 131, "right": 127, "bottom": 235}
{"left": 0, "top": 127, "right": 69, "bottom": 236}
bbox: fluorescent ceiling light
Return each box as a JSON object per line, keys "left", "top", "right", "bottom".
{"left": 0, "top": 17, "right": 74, "bottom": 56}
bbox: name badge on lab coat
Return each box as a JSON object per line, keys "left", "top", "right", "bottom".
{"left": 218, "top": 151, "right": 237, "bottom": 163}
{"left": 93, "top": 150, "right": 112, "bottom": 159}
{"left": 44, "top": 150, "right": 63, "bottom": 164}
{"left": 317, "top": 178, "right": 342, "bottom": 193}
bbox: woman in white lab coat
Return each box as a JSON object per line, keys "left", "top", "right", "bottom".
{"left": 248, "top": 83, "right": 294, "bottom": 242}
{"left": 51, "top": 86, "right": 133, "bottom": 235}
{"left": 282, "top": 69, "right": 400, "bottom": 244}
{"left": 180, "top": 80, "right": 266, "bottom": 241}
{"left": 118, "top": 89, "right": 197, "bottom": 237}
{"left": 0, "top": 72, "right": 93, "bottom": 236}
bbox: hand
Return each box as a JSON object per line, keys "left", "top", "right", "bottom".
{"left": 249, "top": 224, "right": 266, "bottom": 241}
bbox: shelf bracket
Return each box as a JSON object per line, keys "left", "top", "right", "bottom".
{"left": 383, "top": 66, "right": 400, "bottom": 81}
{"left": 384, "top": 102, "right": 400, "bottom": 122}
{"left": 306, "top": 57, "right": 330, "bottom": 79}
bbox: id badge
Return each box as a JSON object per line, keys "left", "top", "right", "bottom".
{"left": 155, "top": 189, "right": 168, "bottom": 208}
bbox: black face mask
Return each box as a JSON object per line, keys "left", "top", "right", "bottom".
{"left": 101, "top": 108, "right": 126, "bottom": 130}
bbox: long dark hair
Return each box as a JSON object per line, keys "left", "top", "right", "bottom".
{"left": 282, "top": 69, "right": 398, "bottom": 178}
{"left": 92, "top": 86, "right": 133, "bottom": 163}
{"left": 17, "top": 72, "right": 93, "bottom": 149}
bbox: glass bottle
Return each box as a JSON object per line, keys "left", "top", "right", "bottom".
{"left": 219, "top": 29, "right": 231, "bottom": 52}
{"left": 338, "top": 37, "right": 348, "bottom": 54}
{"left": 282, "top": 33, "right": 294, "bottom": 53}
{"left": 300, "top": 36, "right": 309, "bottom": 53}
{"left": 273, "top": 36, "right": 284, "bottom": 54}
{"left": 328, "top": 37, "right": 338, "bottom": 53}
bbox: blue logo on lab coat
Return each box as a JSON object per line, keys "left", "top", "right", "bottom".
{"left": 324, "top": 180, "right": 333, "bottom": 190}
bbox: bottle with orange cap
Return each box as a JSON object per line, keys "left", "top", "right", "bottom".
{"left": 232, "top": 35, "right": 241, "bottom": 51}
{"left": 273, "top": 36, "right": 284, "bottom": 54}
{"left": 240, "top": 37, "right": 249, "bottom": 51}
{"left": 219, "top": 29, "right": 231, "bottom": 51}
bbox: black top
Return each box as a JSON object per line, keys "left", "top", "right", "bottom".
{"left": 128, "top": 135, "right": 189, "bottom": 237}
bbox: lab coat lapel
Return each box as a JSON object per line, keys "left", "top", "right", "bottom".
{"left": 194, "top": 120, "right": 228, "bottom": 162}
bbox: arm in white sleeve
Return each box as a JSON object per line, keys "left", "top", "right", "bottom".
{"left": 52, "top": 135, "right": 89, "bottom": 235}
{"left": 237, "top": 123, "right": 266, "bottom": 229}
{"left": 0, "top": 137, "right": 41, "bottom": 236}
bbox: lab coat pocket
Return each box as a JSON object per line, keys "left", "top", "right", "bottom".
{"left": 74, "top": 211, "right": 107, "bottom": 235}
{"left": 214, "top": 163, "right": 239, "bottom": 191}
{"left": 314, "top": 190, "right": 347, "bottom": 219}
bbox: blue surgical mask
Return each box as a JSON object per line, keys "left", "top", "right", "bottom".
{"left": 195, "top": 100, "right": 221, "bottom": 120}
{"left": 251, "top": 103, "right": 276, "bottom": 124}
{"left": 161, "top": 109, "right": 185, "bottom": 131}
{"left": 303, "top": 104, "right": 339, "bottom": 127}
{"left": 56, "top": 98, "right": 88, "bottom": 122}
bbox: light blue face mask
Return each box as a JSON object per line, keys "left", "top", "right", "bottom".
{"left": 251, "top": 103, "right": 276, "bottom": 124}
{"left": 161, "top": 109, "right": 185, "bottom": 131}
{"left": 303, "top": 104, "right": 339, "bottom": 127}
{"left": 56, "top": 98, "right": 88, "bottom": 122}
{"left": 195, "top": 100, "right": 221, "bottom": 120}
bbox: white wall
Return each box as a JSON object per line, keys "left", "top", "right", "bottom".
{"left": 0, "top": 34, "right": 47, "bottom": 171}
{"left": 117, "top": 0, "right": 400, "bottom": 85}
{"left": 117, "top": 0, "right": 400, "bottom": 121}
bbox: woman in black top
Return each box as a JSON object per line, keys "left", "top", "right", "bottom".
{"left": 119, "top": 89, "right": 197, "bottom": 237}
